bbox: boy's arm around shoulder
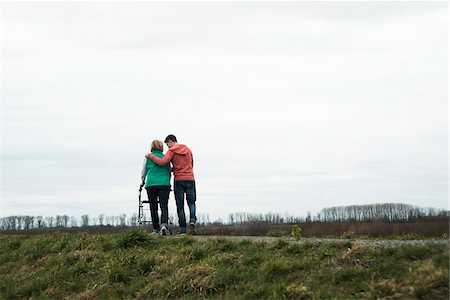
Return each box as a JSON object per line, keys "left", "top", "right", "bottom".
{"left": 145, "top": 150, "right": 174, "bottom": 166}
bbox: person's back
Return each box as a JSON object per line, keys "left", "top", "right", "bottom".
{"left": 143, "top": 149, "right": 171, "bottom": 187}
{"left": 167, "top": 143, "right": 194, "bottom": 181}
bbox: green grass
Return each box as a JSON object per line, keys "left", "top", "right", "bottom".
{"left": 0, "top": 231, "right": 448, "bottom": 299}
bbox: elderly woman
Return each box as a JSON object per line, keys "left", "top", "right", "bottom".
{"left": 140, "top": 140, "right": 171, "bottom": 235}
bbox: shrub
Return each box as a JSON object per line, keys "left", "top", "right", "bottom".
{"left": 291, "top": 225, "right": 301, "bottom": 241}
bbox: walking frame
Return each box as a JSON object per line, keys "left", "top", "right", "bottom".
{"left": 137, "top": 186, "right": 152, "bottom": 228}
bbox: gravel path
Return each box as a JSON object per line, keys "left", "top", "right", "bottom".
{"left": 189, "top": 235, "right": 449, "bottom": 248}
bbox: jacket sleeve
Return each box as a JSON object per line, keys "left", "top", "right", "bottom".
{"left": 146, "top": 150, "right": 174, "bottom": 166}
{"left": 141, "top": 158, "right": 147, "bottom": 182}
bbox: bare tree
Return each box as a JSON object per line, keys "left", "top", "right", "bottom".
{"left": 70, "top": 216, "right": 78, "bottom": 227}
{"left": 45, "top": 216, "right": 55, "bottom": 228}
{"left": 228, "top": 214, "right": 235, "bottom": 225}
{"left": 129, "top": 213, "right": 137, "bottom": 226}
{"left": 98, "top": 214, "right": 105, "bottom": 226}
{"left": 119, "top": 214, "right": 126, "bottom": 227}
{"left": 2, "top": 216, "right": 17, "bottom": 230}
{"left": 62, "top": 215, "right": 69, "bottom": 227}
{"left": 81, "top": 214, "right": 89, "bottom": 227}
{"left": 23, "top": 216, "right": 34, "bottom": 230}
{"left": 105, "top": 216, "right": 113, "bottom": 226}
{"left": 56, "top": 215, "right": 63, "bottom": 227}
{"left": 36, "top": 216, "right": 44, "bottom": 228}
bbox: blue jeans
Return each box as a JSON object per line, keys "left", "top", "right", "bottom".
{"left": 174, "top": 180, "right": 197, "bottom": 233}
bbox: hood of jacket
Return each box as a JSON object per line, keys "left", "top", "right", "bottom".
{"left": 170, "top": 143, "right": 190, "bottom": 155}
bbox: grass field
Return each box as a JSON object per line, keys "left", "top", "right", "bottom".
{"left": 0, "top": 231, "right": 448, "bottom": 299}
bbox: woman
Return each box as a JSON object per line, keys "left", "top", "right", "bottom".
{"left": 140, "top": 140, "right": 171, "bottom": 235}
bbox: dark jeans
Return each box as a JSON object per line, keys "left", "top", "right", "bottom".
{"left": 146, "top": 185, "right": 170, "bottom": 231}
{"left": 174, "top": 180, "right": 197, "bottom": 233}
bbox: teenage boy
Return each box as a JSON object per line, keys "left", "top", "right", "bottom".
{"left": 146, "top": 134, "right": 197, "bottom": 235}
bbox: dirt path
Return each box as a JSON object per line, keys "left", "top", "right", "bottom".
{"left": 188, "top": 235, "right": 449, "bottom": 248}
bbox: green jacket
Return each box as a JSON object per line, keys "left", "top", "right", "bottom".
{"left": 141, "top": 150, "right": 171, "bottom": 187}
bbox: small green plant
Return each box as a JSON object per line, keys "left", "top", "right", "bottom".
{"left": 341, "top": 231, "right": 355, "bottom": 239}
{"left": 291, "top": 224, "right": 301, "bottom": 241}
{"left": 185, "top": 245, "right": 208, "bottom": 261}
{"left": 267, "top": 230, "right": 285, "bottom": 237}
{"left": 108, "top": 266, "right": 130, "bottom": 283}
{"left": 116, "top": 230, "right": 150, "bottom": 249}
{"left": 285, "top": 284, "right": 313, "bottom": 299}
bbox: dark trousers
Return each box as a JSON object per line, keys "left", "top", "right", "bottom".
{"left": 145, "top": 185, "right": 170, "bottom": 231}
{"left": 174, "top": 180, "right": 197, "bottom": 233}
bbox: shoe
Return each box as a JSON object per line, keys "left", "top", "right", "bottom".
{"left": 179, "top": 227, "right": 187, "bottom": 235}
{"left": 160, "top": 225, "right": 168, "bottom": 236}
{"left": 189, "top": 221, "right": 197, "bottom": 235}
{"left": 179, "top": 233, "right": 187, "bottom": 236}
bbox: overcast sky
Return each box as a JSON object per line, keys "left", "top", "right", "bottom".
{"left": 1, "top": 1, "right": 448, "bottom": 222}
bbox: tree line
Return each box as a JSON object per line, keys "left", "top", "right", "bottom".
{"left": 315, "top": 203, "right": 448, "bottom": 223}
{"left": 1, "top": 203, "right": 448, "bottom": 231}
{"left": 0, "top": 214, "right": 131, "bottom": 231}
{"left": 0, "top": 213, "right": 212, "bottom": 231}
{"left": 227, "top": 203, "right": 448, "bottom": 225}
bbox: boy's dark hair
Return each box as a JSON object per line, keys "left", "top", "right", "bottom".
{"left": 164, "top": 134, "right": 177, "bottom": 143}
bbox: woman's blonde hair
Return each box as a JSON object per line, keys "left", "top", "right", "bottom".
{"left": 151, "top": 140, "right": 164, "bottom": 152}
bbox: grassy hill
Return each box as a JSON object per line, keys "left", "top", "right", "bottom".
{"left": 0, "top": 231, "right": 448, "bottom": 299}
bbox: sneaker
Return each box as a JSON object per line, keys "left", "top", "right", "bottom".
{"left": 189, "top": 221, "right": 197, "bottom": 235}
{"left": 160, "top": 225, "right": 168, "bottom": 236}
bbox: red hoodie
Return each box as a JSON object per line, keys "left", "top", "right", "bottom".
{"left": 146, "top": 144, "right": 195, "bottom": 181}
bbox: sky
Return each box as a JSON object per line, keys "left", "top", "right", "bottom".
{"left": 1, "top": 1, "right": 448, "bottom": 223}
